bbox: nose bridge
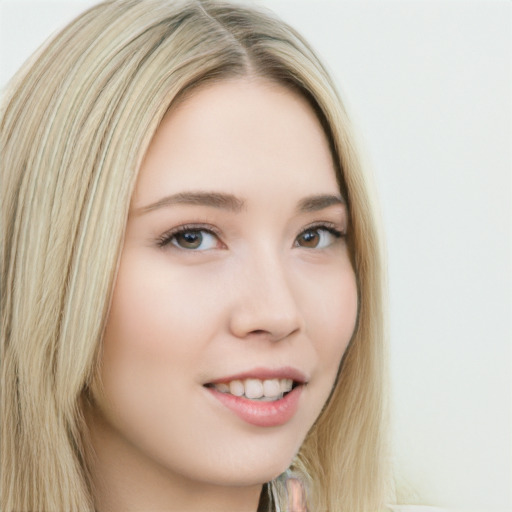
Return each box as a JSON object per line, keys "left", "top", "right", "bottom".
{"left": 228, "top": 243, "right": 302, "bottom": 341}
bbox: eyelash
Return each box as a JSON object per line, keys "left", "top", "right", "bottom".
{"left": 294, "top": 222, "right": 344, "bottom": 247}
{"left": 156, "top": 222, "right": 346, "bottom": 250}
{"left": 156, "top": 223, "right": 220, "bottom": 248}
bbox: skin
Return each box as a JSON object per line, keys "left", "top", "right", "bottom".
{"left": 86, "top": 77, "right": 358, "bottom": 512}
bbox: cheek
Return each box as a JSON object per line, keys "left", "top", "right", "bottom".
{"left": 91, "top": 253, "right": 234, "bottom": 475}
{"left": 327, "top": 272, "right": 358, "bottom": 363}
{"left": 300, "top": 259, "right": 358, "bottom": 370}
{"left": 103, "top": 251, "right": 222, "bottom": 353}
{"left": 96, "top": 253, "right": 223, "bottom": 417}
{"left": 274, "top": 255, "right": 358, "bottom": 434}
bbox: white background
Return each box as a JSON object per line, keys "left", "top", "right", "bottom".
{"left": 0, "top": 1, "right": 510, "bottom": 511}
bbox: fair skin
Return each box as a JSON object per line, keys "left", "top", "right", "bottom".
{"left": 86, "top": 77, "right": 358, "bottom": 512}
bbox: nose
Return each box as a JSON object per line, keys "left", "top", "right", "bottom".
{"left": 228, "top": 251, "right": 303, "bottom": 342}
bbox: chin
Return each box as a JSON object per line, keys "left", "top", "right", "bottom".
{"left": 174, "top": 439, "right": 301, "bottom": 488}
{"left": 198, "top": 465, "right": 289, "bottom": 489}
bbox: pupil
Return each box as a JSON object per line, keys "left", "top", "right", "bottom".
{"left": 178, "top": 231, "right": 202, "bottom": 248}
{"left": 301, "top": 230, "right": 318, "bottom": 247}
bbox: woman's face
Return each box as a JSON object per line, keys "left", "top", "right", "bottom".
{"left": 91, "top": 78, "right": 357, "bottom": 492}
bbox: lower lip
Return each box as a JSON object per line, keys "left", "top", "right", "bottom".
{"left": 206, "top": 386, "right": 303, "bottom": 427}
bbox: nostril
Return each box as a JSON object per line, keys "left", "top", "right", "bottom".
{"left": 249, "top": 329, "right": 269, "bottom": 336}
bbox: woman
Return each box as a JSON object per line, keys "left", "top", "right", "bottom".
{"left": 1, "top": 0, "right": 390, "bottom": 510}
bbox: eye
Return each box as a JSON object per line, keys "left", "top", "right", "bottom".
{"left": 158, "top": 226, "right": 221, "bottom": 251}
{"left": 295, "top": 225, "right": 343, "bottom": 249}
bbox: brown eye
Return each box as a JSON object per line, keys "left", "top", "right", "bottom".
{"left": 173, "top": 231, "right": 203, "bottom": 249}
{"left": 164, "top": 229, "right": 219, "bottom": 250}
{"left": 297, "top": 229, "right": 321, "bottom": 248}
{"left": 295, "top": 226, "right": 342, "bottom": 249}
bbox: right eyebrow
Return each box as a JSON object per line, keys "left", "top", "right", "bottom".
{"left": 134, "top": 191, "right": 246, "bottom": 215}
{"left": 296, "top": 194, "right": 345, "bottom": 213}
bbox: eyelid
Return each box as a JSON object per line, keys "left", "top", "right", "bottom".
{"left": 156, "top": 220, "right": 347, "bottom": 250}
{"left": 298, "top": 220, "right": 346, "bottom": 237}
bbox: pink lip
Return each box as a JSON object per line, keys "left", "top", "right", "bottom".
{"left": 204, "top": 366, "right": 307, "bottom": 427}
{"left": 206, "top": 385, "right": 303, "bottom": 427}
{"left": 206, "top": 366, "right": 308, "bottom": 385}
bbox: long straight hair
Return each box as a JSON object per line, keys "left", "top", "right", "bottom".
{"left": 1, "top": 1, "right": 391, "bottom": 510}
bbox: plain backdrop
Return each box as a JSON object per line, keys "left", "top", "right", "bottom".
{"left": 0, "top": 1, "right": 510, "bottom": 511}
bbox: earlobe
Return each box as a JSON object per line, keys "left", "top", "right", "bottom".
{"left": 285, "top": 477, "right": 307, "bottom": 512}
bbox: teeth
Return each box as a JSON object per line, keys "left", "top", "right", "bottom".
{"left": 229, "top": 380, "right": 244, "bottom": 397}
{"left": 216, "top": 382, "right": 230, "bottom": 393}
{"left": 245, "top": 378, "right": 263, "bottom": 399}
{"left": 281, "top": 378, "right": 293, "bottom": 393}
{"left": 212, "top": 378, "right": 295, "bottom": 400}
{"left": 263, "top": 378, "right": 280, "bottom": 397}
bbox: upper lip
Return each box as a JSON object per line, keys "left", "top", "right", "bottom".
{"left": 205, "top": 366, "right": 308, "bottom": 385}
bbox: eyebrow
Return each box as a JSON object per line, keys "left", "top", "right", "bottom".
{"left": 135, "top": 191, "right": 345, "bottom": 215}
{"left": 297, "top": 194, "right": 345, "bottom": 212}
{"left": 135, "top": 191, "right": 245, "bottom": 214}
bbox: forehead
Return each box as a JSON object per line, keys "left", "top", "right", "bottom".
{"left": 133, "top": 77, "right": 339, "bottom": 207}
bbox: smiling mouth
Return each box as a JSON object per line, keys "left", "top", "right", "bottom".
{"left": 204, "top": 378, "right": 300, "bottom": 402}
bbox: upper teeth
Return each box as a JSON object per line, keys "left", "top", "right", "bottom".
{"left": 213, "top": 378, "right": 294, "bottom": 400}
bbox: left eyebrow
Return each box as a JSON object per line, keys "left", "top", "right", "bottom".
{"left": 296, "top": 194, "right": 345, "bottom": 213}
{"left": 134, "top": 191, "right": 245, "bottom": 215}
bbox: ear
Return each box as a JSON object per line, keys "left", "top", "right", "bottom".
{"left": 286, "top": 477, "right": 307, "bottom": 512}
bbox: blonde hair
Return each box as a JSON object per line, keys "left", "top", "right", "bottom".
{"left": 1, "top": 1, "right": 391, "bottom": 510}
